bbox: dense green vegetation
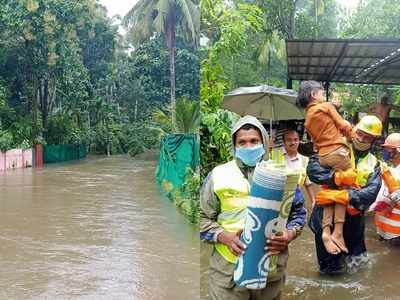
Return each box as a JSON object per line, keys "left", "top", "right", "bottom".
{"left": 123, "top": 0, "right": 201, "bottom": 222}
{"left": 339, "top": 0, "right": 400, "bottom": 121}
{"left": 0, "top": 0, "right": 199, "bottom": 156}
{"left": 201, "top": 0, "right": 400, "bottom": 178}
{"left": 123, "top": 0, "right": 199, "bottom": 126}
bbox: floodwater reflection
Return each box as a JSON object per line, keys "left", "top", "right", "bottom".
{"left": 0, "top": 156, "right": 199, "bottom": 299}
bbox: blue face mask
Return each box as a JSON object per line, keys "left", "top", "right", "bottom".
{"left": 382, "top": 149, "right": 392, "bottom": 162}
{"left": 383, "top": 149, "right": 398, "bottom": 162}
{"left": 235, "top": 144, "right": 265, "bottom": 167}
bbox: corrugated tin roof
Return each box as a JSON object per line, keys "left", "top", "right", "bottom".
{"left": 286, "top": 39, "right": 400, "bottom": 84}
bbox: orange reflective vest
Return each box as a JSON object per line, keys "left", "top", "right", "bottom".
{"left": 375, "top": 165, "right": 400, "bottom": 239}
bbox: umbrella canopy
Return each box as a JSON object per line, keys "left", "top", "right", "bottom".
{"left": 222, "top": 85, "right": 304, "bottom": 121}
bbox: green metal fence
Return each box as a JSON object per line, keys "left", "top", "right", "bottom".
{"left": 43, "top": 144, "right": 87, "bottom": 163}
{"left": 155, "top": 134, "right": 199, "bottom": 196}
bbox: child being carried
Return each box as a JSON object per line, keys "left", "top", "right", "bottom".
{"left": 297, "top": 81, "right": 356, "bottom": 255}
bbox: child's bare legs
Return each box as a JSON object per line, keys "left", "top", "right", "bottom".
{"left": 322, "top": 205, "right": 341, "bottom": 254}
{"left": 330, "top": 203, "right": 348, "bottom": 253}
{"left": 319, "top": 146, "right": 352, "bottom": 254}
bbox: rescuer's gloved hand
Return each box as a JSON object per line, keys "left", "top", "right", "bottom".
{"left": 334, "top": 169, "right": 359, "bottom": 188}
{"left": 316, "top": 189, "right": 349, "bottom": 206}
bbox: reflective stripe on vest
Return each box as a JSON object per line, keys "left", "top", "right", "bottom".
{"left": 350, "top": 146, "right": 377, "bottom": 187}
{"left": 375, "top": 167, "right": 400, "bottom": 238}
{"left": 271, "top": 147, "right": 285, "bottom": 165}
{"left": 347, "top": 146, "right": 378, "bottom": 215}
{"left": 375, "top": 205, "right": 400, "bottom": 236}
{"left": 271, "top": 147, "right": 308, "bottom": 186}
{"left": 297, "top": 154, "right": 309, "bottom": 186}
{"left": 213, "top": 160, "right": 250, "bottom": 263}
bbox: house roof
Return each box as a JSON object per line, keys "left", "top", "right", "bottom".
{"left": 286, "top": 39, "right": 400, "bottom": 85}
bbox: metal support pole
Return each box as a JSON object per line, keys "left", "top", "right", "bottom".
{"left": 325, "top": 81, "right": 330, "bottom": 101}
{"left": 287, "top": 78, "right": 293, "bottom": 89}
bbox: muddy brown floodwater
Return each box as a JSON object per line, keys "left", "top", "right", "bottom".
{"left": 201, "top": 209, "right": 400, "bottom": 299}
{"left": 0, "top": 156, "right": 199, "bottom": 300}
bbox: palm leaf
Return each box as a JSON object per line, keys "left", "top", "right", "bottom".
{"left": 123, "top": 0, "right": 199, "bottom": 47}
{"left": 123, "top": 0, "right": 157, "bottom": 46}
{"left": 175, "top": 0, "right": 200, "bottom": 46}
{"left": 153, "top": 0, "right": 171, "bottom": 34}
{"left": 257, "top": 39, "right": 270, "bottom": 66}
{"left": 256, "top": 32, "right": 285, "bottom": 66}
{"left": 175, "top": 99, "right": 200, "bottom": 133}
{"left": 316, "top": 0, "right": 325, "bottom": 16}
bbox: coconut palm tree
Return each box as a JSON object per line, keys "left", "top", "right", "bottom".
{"left": 123, "top": 0, "right": 199, "bottom": 126}
{"left": 255, "top": 32, "right": 286, "bottom": 84}
{"left": 152, "top": 99, "right": 200, "bottom": 135}
{"left": 314, "top": 0, "right": 325, "bottom": 38}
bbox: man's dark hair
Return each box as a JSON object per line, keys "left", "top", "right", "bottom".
{"left": 380, "top": 93, "right": 390, "bottom": 105}
{"left": 283, "top": 129, "right": 299, "bottom": 142}
{"left": 233, "top": 123, "right": 262, "bottom": 145}
{"left": 296, "top": 81, "right": 323, "bottom": 108}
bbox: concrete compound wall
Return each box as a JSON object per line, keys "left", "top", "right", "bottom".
{"left": 0, "top": 148, "right": 32, "bottom": 171}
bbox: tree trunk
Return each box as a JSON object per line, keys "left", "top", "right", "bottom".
{"left": 289, "top": 0, "right": 299, "bottom": 39}
{"left": 32, "top": 76, "right": 38, "bottom": 143}
{"left": 267, "top": 50, "right": 271, "bottom": 85}
{"left": 107, "top": 140, "right": 111, "bottom": 157}
{"left": 39, "top": 77, "right": 56, "bottom": 141}
{"left": 166, "top": 15, "right": 177, "bottom": 129}
{"left": 134, "top": 98, "right": 138, "bottom": 121}
{"left": 314, "top": 0, "right": 318, "bottom": 38}
{"left": 40, "top": 78, "right": 49, "bottom": 141}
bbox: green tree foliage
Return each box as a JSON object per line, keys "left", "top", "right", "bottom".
{"left": 338, "top": 0, "right": 400, "bottom": 117}
{"left": 338, "top": 85, "right": 390, "bottom": 122}
{"left": 0, "top": 0, "right": 107, "bottom": 144}
{"left": 175, "top": 99, "right": 200, "bottom": 133}
{"left": 200, "top": 0, "right": 342, "bottom": 179}
{"left": 173, "top": 168, "right": 200, "bottom": 223}
{"left": 200, "top": 0, "right": 262, "bottom": 177}
{"left": 125, "top": 36, "right": 199, "bottom": 110}
{"left": 0, "top": 0, "right": 101, "bottom": 141}
{"left": 257, "top": 0, "right": 298, "bottom": 39}
{"left": 0, "top": 1, "right": 199, "bottom": 157}
{"left": 123, "top": 0, "right": 200, "bottom": 125}
{"left": 295, "top": 0, "right": 338, "bottom": 38}
{"left": 102, "top": 36, "right": 200, "bottom": 156}
{"left": 342, "top": 0, "right": 400, "bottom": 38}
{"left": 153, "top": 98, "right": 200, "bottom": 135}
{"left": 215, "top": 0, "right": 339, "bottom": 91}
{"left": 0, "top": 80, "right": 6, "bottom": 108}
{"left": 0, "top": 130, "right": 13, "bottom": 152}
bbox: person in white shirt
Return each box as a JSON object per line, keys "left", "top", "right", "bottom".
{"left": 282, "top": 130, "right": 316, "bottom": 207}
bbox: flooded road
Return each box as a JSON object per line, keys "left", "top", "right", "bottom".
{"left": 201, "top": 208, "right": 400, "bottom": 299}
{"left": 283, "top": 215, "right": 400, "bottom": 300}
{"left": 0, "top": 156, "right": 199, "bottom": 299}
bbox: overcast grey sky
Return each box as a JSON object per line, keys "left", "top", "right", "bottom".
{"left": 98, "top": 0, "right": 138, "bottom": 19}
{"left": 98, "top": 0, "right": 359, "bottom": 37}
{"left": 98, "top": 0, "right": 139, "bottom": 35}
{"left": 98, "top": 0, "right": 359, "bottom": 21}
{"left": 99, "top": 0, "right": 359, "bottom": 18}
{"left": 337, "top": 0, "right": 359, "bottom": 9}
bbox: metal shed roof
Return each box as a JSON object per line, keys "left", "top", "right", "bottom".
{"left": 286, "top": 39, "right": 400, "bottom": 85}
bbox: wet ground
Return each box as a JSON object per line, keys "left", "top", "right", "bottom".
{"left": 201, "top": 209, "right": 400, "bottom": 299}
{"left": 0, "top": 156, "right": 199, "bottom": 299}
{"left": 283, "top": 215, "right": 400, "bottom": 300}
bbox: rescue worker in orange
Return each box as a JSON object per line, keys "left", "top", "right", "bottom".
{"left": 371, "top": 133, "right": 400, "bottom": 245}
{"left": 307, "top": 115, "right": 383, "bottom": 274}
